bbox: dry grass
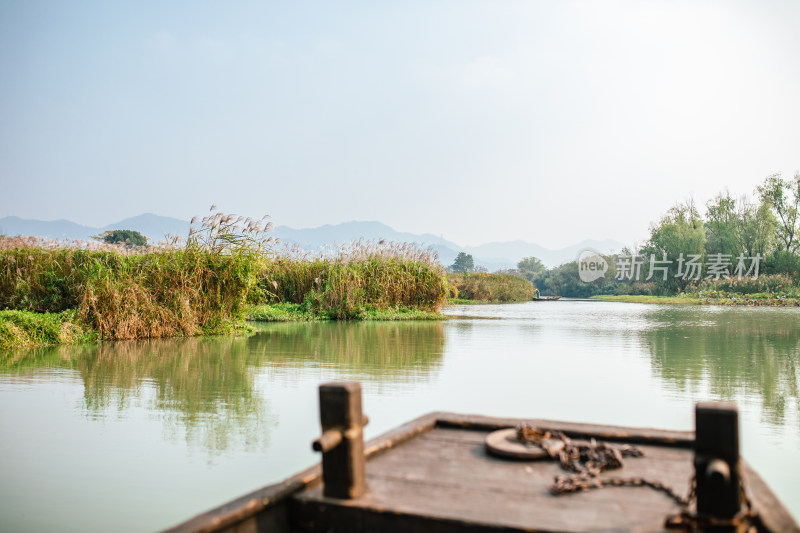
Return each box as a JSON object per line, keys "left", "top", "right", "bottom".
{"left": 261, "top": 240, "right": 449, "bottom": 319}
{"left": 0, "top": 210, "right": 451, "bottom": 342}
{"left": 447, "top": 273, "right": 537, "bottom": 303}
{"left": 0, "top": 207, "right": 266, "bottom": 340}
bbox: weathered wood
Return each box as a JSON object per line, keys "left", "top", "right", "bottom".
{"left": 161, "top": 413, "right": 440, "bottom": 533}
{"left": 742, "top": 461, "right": 800, "bottom": 533}
{"left": 695, "top": 402, "right": 741, "bottom": 526}
{"left": 434, "top": 412, "right": 695, "bottom": 446}
{"left": 164, "top": 410, "right": 798, "bottom": 533}
{"left": 294, "top": 427, "right": 693, "bottom": 532}
{"left": 315, "top": 382, "right": 367, "bottom": 499}
{"left": 162, "top": 465, "right": 319, "bottom": 533}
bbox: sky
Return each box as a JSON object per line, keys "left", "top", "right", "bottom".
{"left": 1, "top": 1, "right": 798, "bottom": 249}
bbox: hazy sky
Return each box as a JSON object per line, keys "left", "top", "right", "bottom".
{"left": 1, "top": 1, "right": 798, "bottom": 249}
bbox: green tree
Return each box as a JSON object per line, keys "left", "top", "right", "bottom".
{"left": 93, "top": 229, "right": 148, "bottom": 247}
{"left": 450, "top": 252, "right": 474, "bottom": 273}
{"left": 516, "top": 256, "right": 545, "bottom": 282}
{"left": 642, "top": 201, "right": 706, "bottom": 292}
{"left": 757, "top": 172, "right": 800, "bottom": 252}
{"left": 735, "top": 195, "right": 775, "bottom": 258}
{"left": 704, "top": 191, "right": 739, "bottom": 257}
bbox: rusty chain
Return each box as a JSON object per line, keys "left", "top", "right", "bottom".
{"left": 515, "top": 424, "right": 759, "bottom": 531}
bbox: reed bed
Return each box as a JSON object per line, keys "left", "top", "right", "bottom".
{"left": 0, "top": 208, "right": 267, "bottom": 340}
{"left": 1, "top": 209, "right": 451, "bottom": 346}
{"left": 259, "top": 240, "right": 449, "bottom": 319}
{"left": 447, "top": 273, "right": 537, "bottom": 303}
{"left": 0, "top": 309, "right": 96, "bottom": 349}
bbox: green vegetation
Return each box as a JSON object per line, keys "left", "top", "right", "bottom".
{"left": 447, "top": 272, "right": 537, "bottom": 303}
{"left": 247, "top": 302, "right": 442, "bottom": 321}
{"left": 528, "top": 171, "right": 800, "bottom": 302}
{"left": 259, "top": 243, "right": 449, "bottom": 320}
{"left": 591, "top": 295, "right": 700, "bottom": 305}
{"left": 449, "top": 252, "right": 474, "bottom": 273}
{"left": 0, "top": 220, "right": 262, "bottom": 341}
{"left": 93, "top": 229, "right": 148, "bottom": 247}
{"left": 516, "top": 256, "right": 545, "bottom": 283}
{"left": 0, "top": 309, "right": 97, "bottom": 349}
{"left": 247, "top": 303, "right": 318, "bottom": 322}
{"left": 357, "top": 306, "right": 444, "bottom": 321}
{"left": 0, "top": 210, "right": 450, "bottom": 348}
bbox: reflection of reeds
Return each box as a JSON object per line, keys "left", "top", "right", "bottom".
{"left": 1, "top": 320, "right": 447, "bottom": 452}
{"left": 248, "top": 320, "right": 446, "bottom": 378}
{"left": 643, "top": 308, "right": 800, "bottom": 425}
{"left": 2, "top": 335, "right": 274, "bottom": 454}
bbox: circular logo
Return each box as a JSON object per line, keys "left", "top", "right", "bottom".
{"left": 577, "top": 249, "right": 608, "bottom": 282}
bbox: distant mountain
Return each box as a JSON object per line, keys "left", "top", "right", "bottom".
{"left": 0, "top": 216, "right": 98, "bottom": 242}
{"left": 0, "top": 214, "right": 190, "bottom": 243}
{"left": 463, "top": 238, "right": 624, "bottom": 269}
{"left": 272, "top": 221, "right": 624, "bottom": 269}
{"left": 0, "top": 215, "right": 624, "bottom": 270}
{"left": 104, "top": 214, "right": 190, "bottom": 242}
{"left": 273, "top": 221, "right": 461, "bottom": 251}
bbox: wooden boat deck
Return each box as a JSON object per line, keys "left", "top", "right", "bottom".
{"left": 295, "top": 423, "right": 692, "bottom": 532}
{"left": 166, "top": 411, "right": 798, "bottom": 533}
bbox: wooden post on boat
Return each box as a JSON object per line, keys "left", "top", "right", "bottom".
{"left": 695, "top": 402, "right": 742, "bottom": 529}
{"left": 312, "top": 382, "right": 367, "bottom": 499}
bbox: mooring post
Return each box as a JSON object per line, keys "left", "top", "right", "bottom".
{"left": 312, "top": 382, "right": 367, "bottom": 499}
{"left": 695, "top": 402, "right": 742, "bottom": 529}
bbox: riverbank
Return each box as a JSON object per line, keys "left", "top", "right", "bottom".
{"left": 0, "top": 309, "right": 97, "bottom": 350}
{"left": 246, "top": 303, "right": 444, "bottom": 322}
{"left": 0, "top": 215, "right": 450, "bottom": 348}
{"left": 591, "top": 293, "right": 800, "bottom": 306}
{"left": 447, "top": 273, "right": 536, "bottom": 303}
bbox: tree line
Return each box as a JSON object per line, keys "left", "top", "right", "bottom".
{"left": 511, "top": 172, "right": 800, "bottom": 297}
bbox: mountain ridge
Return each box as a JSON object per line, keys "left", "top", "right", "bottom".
{"left": 0, "top": 214, "right": 624, "bottom": 269}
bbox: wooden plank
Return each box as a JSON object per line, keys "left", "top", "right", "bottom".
{"left": 364, "top": 411, "right": 439, "bottom": 456}
{"left": 162, "top": 467, "right": 318, "bottom": 533}
{"left": 163, "top": 412, "right": 797, "bottom": 533}
{"left": 433, "top": 413, "right": 694, "bottom": 447}
{"left": 293, "top": 476, "right": 684, "bottom": 532}
{"left": 366, "top": 428, "right": 694, "bottom": 505}
{"left": 742, "top": 462, "right": 800, "bottom": 533}
{"left": 162, "top": 412, "right": 439, "bottom": 533}
{"left": 294, "top": 426, "right": 695, "bottom": 532}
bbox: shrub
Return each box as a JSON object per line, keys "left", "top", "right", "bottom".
{"left": 690, "top": 274, "right": 795, "bottom": 295}
{"left": 447, "top": 273, "right": 537, "bottom": 302}
{"left": 259, "top": 241, "right": 449, "bottom": 319}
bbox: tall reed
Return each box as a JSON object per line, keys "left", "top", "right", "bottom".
{"left": 260, "top": 240, "right": 449, "bottom": 319}
{"left": 448, "top": 273, "right": 537, "bottom": 302}
{"left": 0, "top": 208, "right": 270, "bottom": 339}
{"left": 1, "top": 210, "right": 451, "bottom": 343}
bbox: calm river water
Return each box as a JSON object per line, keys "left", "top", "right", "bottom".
{"left": 1, "top": 300, "right": 798, "bottom": 531}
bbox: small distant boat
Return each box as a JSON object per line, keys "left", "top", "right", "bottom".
{"left": 533, "top": 289, "right": 561, "bottom": 301}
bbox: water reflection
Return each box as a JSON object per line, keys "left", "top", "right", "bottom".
{"left": 2, "top": 337, "right": 274, "bottom": 454}
{"left": 640, "top": 307, "right": 800, "bottom": 426}
{"left": 0, "top": 320, "right": 446, "bottom": 453}
{"left": 248, "top": 321, "right": 446, "bottom": 380}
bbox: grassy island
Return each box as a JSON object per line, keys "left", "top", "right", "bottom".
{"left": 0, "top": 211, "right": 450, "bottom": 349}
{"left": 446, "top": 273, "right": 537, "bottom": 303}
